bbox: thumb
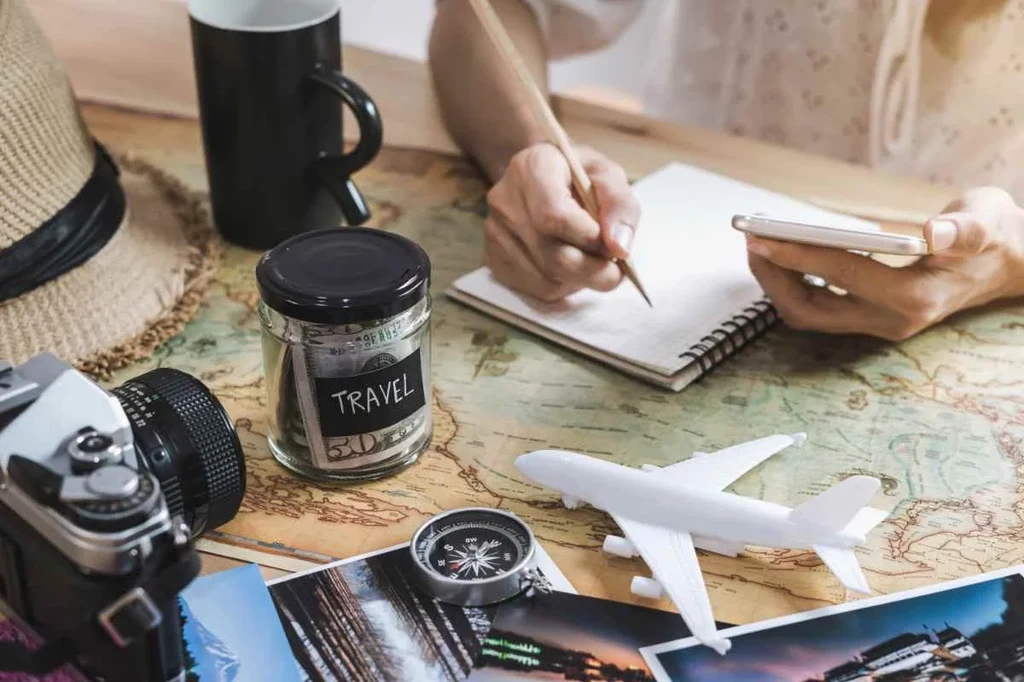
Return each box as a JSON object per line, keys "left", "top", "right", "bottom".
{"left": 924, "top": 186, "right": 1018, "bottom": 256}
{"left": 924, "top": 211, "right": 993, "bottom": 256}
{"left": 589, "top": 167, "right": 641, "bottom": 260}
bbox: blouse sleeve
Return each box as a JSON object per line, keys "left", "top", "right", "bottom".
{"left": 521, "top": 0, "right": 647, "bottom": 59}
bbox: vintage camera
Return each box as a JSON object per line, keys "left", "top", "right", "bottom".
{"left": 0, "top": 353, "right": 246, "bottom": 682}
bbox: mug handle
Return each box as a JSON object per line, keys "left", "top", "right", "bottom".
{"left": 308, "top": 65, "right": 384, "bottom": 226}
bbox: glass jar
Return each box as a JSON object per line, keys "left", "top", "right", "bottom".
{"left": 256, "top": 228, "right": 432, "bottom": 482}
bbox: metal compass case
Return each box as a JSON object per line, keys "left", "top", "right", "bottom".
{"left": 409, "top": 508, "right": 545, "bottom": 607}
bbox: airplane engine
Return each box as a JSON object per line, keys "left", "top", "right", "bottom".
{"left": 630, "top": 576, "right": 664, "bottom": 599}
{"left": 602, "top": 535, "right": 638, "bottom": 558}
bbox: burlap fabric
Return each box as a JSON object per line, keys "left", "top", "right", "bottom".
{"left": 0, "top": 0, "right": 218, "bottom": 378}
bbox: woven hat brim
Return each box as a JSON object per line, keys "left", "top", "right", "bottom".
{"left": 0, "top": 155, "right": 219, "bottom": 379}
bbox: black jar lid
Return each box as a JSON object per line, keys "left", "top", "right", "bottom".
{"left": 256, "top": 228, "right": 431, "bottom": 324}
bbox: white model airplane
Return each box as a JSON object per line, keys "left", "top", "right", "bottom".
{"left": 515, "top": 433, "right": 888, "bottom": 655}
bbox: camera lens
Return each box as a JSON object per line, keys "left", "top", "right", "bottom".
{"left": 111, "top": 368, "right": 246, "bottom": 536}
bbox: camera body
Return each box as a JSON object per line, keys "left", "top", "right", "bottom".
{"left": 0, "top": 353, "right": 246, "bottom": 682}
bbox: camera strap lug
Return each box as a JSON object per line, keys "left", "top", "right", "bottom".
{"left": 98, "top": 587, "right": 163, "bottom": 648}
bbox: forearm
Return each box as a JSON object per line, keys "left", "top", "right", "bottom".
{"left": 429, "top": 0, "right": 550, "bottom": 180}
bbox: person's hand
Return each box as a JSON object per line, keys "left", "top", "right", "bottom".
{"left": 484, "top": 143, "right": 640, "bottom": 301}
{"left": 746, "top": 186, "right": 1024, "bottom": 340}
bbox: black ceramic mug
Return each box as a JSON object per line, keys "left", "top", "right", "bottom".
{"left": 189, "top": 0, "right": 382, "bottom": 250}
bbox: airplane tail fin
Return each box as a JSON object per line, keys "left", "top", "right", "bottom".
{"left": 789, "top": 475, "right": 881, "bottom": 532}
{"left": 794, "top": 476, "right": 887, "bottom": 596}
{"left": 812, "top": 544, "right": 872, "bottom": 594}
{"left": 843, "top": 507, "right": 889, "bottom": 538}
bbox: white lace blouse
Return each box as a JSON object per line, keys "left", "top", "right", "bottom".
{"left": 525, "top": 0, "right": 1024, "bottom": 199}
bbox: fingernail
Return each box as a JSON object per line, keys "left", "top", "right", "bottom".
{"left": 929, "top": 218, "right": 958, "bottom": 252}
{"left": 747, "top": 236, "right": 771, "bottom": 258}
{"left": 612, "top": 223, "right": 634, "bottom": 252}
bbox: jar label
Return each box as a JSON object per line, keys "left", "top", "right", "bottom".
{"left": 313, "top": 350, "right": 426, "bottom": 437}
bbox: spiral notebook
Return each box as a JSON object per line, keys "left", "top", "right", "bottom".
{"left": 448, "top": 163, "right": 879, "bottom": 391}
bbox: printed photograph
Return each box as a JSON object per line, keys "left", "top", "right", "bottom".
{"left": 468, "top": 590, "right": 701, "bottom": 682}
{"left": 267, "top": 543, "right": 573, "bottom": 682}
{"left": 643, "top": 567, "right": 1024, "bottom": 682}
{"left": 179, "top": 563, "right": 302, "bottom": 682}
{"left": 0, "top": 563, "right": 296, "bottom": 682}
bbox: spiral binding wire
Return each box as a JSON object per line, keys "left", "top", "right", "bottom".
{"left": 679, "top": 300, "right": 778, "bottom": 376}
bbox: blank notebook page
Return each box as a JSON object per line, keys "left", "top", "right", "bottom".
{"left": 451, "top": 163, "right": 878, "bottom": 377}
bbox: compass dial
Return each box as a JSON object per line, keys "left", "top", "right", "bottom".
{"left": 413, "top": 509, "right": 533, "bottom": 582}
{"left": 429, "top": 526, "right": 517, "bottom": 579}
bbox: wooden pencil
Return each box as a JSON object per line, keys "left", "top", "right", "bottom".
{"left": 467, "top": 0, "right": 653, "bottom": 307}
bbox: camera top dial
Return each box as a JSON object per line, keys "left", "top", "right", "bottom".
{"left": 67, "top": 429, "right": 124, "bottom": 473}
{"left": 66, "top": 469, "right": 162, "bottom": 533}
{"left": 7, "top": 452, "right": 162, "bottom": 534}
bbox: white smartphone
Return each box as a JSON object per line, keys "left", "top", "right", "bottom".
{"left": 732, "top": 214, "right": 929, "bottom": 256}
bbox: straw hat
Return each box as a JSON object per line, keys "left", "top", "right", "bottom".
{"left": 0, "top": 0, "right": 218, "bottom": 378}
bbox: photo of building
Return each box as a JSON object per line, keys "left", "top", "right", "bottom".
{"left": 477, "top": 630, "right": 656, "bottom": 682}
{"left": 468, "top": 591, "right": 697, "bottom": 682}
{"left": 648, "top": 572, "right": 1024, "bottom": 682}
{"left": 819, "top": 625, "right": 977, "bottom": 681}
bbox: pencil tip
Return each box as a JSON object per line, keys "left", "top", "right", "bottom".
{"left": 639, "top": 287, "right": 653, "bottom": 307}
{"left": 618, "top": 258, "right": 653, "bottom": 308}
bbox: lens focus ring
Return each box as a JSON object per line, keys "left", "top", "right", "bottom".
{"left": 115, "top": 368, "right": 246, "bottom": 535}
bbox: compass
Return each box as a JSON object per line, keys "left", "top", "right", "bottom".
{"left": 409, "top": 507, "right": 539, "bottom": 606}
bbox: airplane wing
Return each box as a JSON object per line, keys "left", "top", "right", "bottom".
{"left": 646, "top": 433, "right": 805, "bottom": 492}
{"left": 812, "top": 544, "right": 872, "bottom": 594}
{"left": 610, "top": 513, "right": 732, "bottom": 655}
